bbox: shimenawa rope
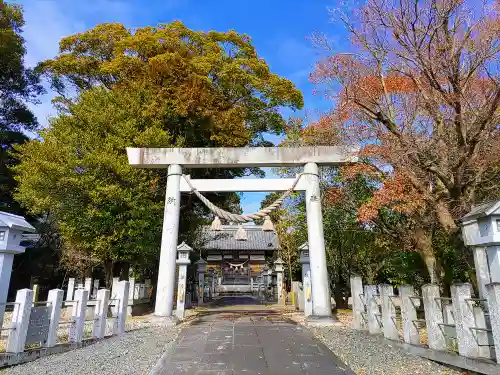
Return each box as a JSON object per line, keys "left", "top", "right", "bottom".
{"left": 182, "top": 173, "right": 305, "bottom": 223}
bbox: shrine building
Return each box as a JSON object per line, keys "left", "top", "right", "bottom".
{"left": 198, "top": 224, "right": 278, "bottom": 293}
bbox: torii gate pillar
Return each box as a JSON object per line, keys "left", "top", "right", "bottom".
{"left": 127, "top": 147, "right": 356, "bottom": 323}
{"left": 155, "top": 164, "right": 181, "bottom": 317}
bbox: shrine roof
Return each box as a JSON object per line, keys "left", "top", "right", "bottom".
{"left": 197, "top": 225, "right": 278, "bottom": 250}
{"left": 0, "top": 211, "right": 36, "bottom": 232}
{"left": 462, "top": 199, "right": 500, "bottom": 221}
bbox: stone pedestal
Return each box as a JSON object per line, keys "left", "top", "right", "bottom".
{"left": 197, "top": 258, "right": 207, "bottom": 305}
{"left": 176, "top": 242, "right": 192, "bottom": 320}
{"left": 0, "top": 212, "right": 35, "bottom": 328}
{"left": 299, "top": 244, "right": 313, "bottom": 317}
{"left": 487, "top": 246, "right": 500, "bottom": 283}
{"left": 275, "top": 258, "right": 284, "bottom": 305}
{"left": 486, "top": 282, "right": 500, "bottom": 363}
{"left": 303, "top": 271, "right": 313, "bottom": 317}
{"left": 473, "top": 247, "right": 490, "bottom": 299}
{"left": 0, "top": 252, "right": 15, "bottom": 327}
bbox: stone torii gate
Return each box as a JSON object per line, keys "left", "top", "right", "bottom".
{"left": 127, "top": 146, "right": 357, "bottom": 323}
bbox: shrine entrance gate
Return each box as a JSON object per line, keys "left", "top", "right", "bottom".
{"left": 127, "top": 146, "right": 357, "bottom": 322}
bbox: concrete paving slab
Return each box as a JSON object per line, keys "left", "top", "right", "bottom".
{"left": 150, "top": 299, "right": 354, "bottom": 375}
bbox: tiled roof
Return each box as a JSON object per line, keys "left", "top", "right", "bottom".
{"left": 462, "top": 200, "right": 500, "bottom": 221}
{"left": 198, "top": 225, "right": 278, "bottom": 250}
{"left": 0, "top": 211, "right": 36, "bottom": 232}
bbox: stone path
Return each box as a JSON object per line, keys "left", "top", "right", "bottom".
{"left": 151, "top": 307, "right": 354, "bottom": 375}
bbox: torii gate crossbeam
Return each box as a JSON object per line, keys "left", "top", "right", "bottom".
{"left": 127, "top": 146, "right": 357, "bottom": 324}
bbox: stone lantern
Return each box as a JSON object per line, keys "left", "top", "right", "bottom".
{"left": 196, "top": 257, "right": 207, "bottom": 305}
{"left": 207, "top": 268, "right": 215, "bottom": 300}
{"left": 299, "top": 242, "right": 312, "bottom": 317}
{"left": 461, "top": 200, "right": 500, "bottom": 298}
{"left": 176, "top": 242, "right": 192, "bottom": 319}
{"left": 274, "top": 257, "right": 285, "bottom": 304}
{"left": 0, "top": 212, "right": 36, "bottom": 326}
{"left": 262, "top": 264, "right": 269, "bottom": 287}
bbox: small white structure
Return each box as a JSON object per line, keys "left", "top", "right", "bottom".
{"left": 299, "top": 242, "right": 313, "bottom": 317}
{"left": 175, "top": 242, "right": 192, "bottom": 319}
{"left": 461, "top": 200, "right": 500, "bottom": 297}
{"left": 0, "top": 212, "right": 36, "bottom": 326}
{"left": 196, "top": 258, "right": 207, "bottom": 305}
{"left": 274, "top": 257, "right": 284, "bottom": 304}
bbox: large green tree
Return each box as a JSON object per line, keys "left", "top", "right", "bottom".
{"left": 39, "top": 21, "right": 303, "bottom": 147}
{"left": 0, "top": 0, "right": 42, "bottom": 214}
{"left": 14, "top": 22, "right": 303, "bottom": 285}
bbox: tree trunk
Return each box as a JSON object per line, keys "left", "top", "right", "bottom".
{"left": 414, "top": 227, "right": 440, "bottom": 284}
{"left": 334, "top": 273, "right": 348, "bottom": 309}
{"left": 103, "top": 260, "right": 113, "bottom": 289}
{"left": 436, "top": 200, "right": 458, "bottom": 233}
{"left": 119, "top": 262, "right": 130, "bottom": 281}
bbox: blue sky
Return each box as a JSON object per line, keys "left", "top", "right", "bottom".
{"left": 15, "top": 0, "right": 350, "bottom": 214}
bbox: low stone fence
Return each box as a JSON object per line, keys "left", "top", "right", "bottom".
{"left": 64, "top": 277, "right": 151, "bottom": 317}
{"left": 0, "top": 281, "right": 130, "bottom": 368}
{"left": 350, "top": 276, "right": 500, "bottom": 374}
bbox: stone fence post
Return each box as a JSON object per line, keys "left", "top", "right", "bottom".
{"left": 442, "top": 302, "right": 456, "bottom": 349}
{"left": 451, "top": 283, "right": 479, "bottom": 358}
{"left": 94, "top": 288, "right": 110, "bottom": 339}
{"left": 66, "top": 278, "right": 75, "bottom": 302}
{"left": 92, "top": 279, "right": 100, "bottom": 298}
{"left": 69, "top": 289, "right": 88, "bottom": 343}
{"left": 303, "top": 271, "right": 313, "bottom": 318}
{"left": 422, "top": 284, "right": 446, "bottom": 351}
{"left": 486, "top": 282, "right": 500, "bottom": 363}
{"left": 115, "top": 280, "right": 129, "bottom": 335}
{"left": 350, "top": 276, "right": 365, "bottom": 330}
{"left": 364, "top": 285, "right": 380, "bottom": 334}
{"left": 473, "top": 247, "right": 490, "bottom": 299}
{"left": 111, "top": 277, "right": 119, "bottom": 299}
{"left": 400, "top": 285, "right": 420, "bottom": 345}
{"left": 379, "top": 284, "right": 398, "bottom": 340}
{"left": 128, "top": 277, "right": 135, "bottom": 301}
{"left": 6, "top": 289, "right": 33, "bottom": 353}
{"left": 472, "top": 304, "right": 492, "bottom": 359}
{"left": 33, "top": 284, "right": 40, "bottom": 303}
{"left": 84, "top": 278, "right": 92, "bottom": 295}
{"left": 45, "top": 289, "right": 64, "bottom": 348}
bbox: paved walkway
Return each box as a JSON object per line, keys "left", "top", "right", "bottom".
{"left": 152, "top": 298, "right": 354, "bottom": 375}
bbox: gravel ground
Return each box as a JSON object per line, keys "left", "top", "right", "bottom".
{"left": 1, "top": 320, "right": 181, "bottom": 375}
{"left": 311, "top": 325, "right": 462, "bottom": 375}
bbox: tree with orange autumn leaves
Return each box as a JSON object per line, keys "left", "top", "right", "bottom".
{"left": 302, "top": 0, "right": 500, "bottom": 283}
